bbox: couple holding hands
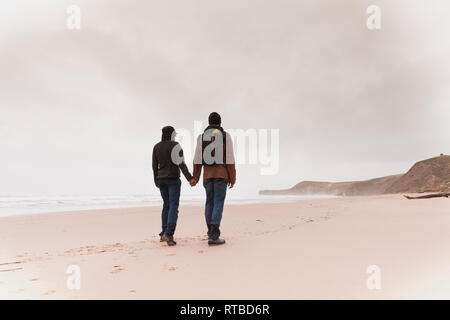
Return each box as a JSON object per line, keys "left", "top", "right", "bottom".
{"left": 152, "top": 112, "right": 236, "bottom": 246}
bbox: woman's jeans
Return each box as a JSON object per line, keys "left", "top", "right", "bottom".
{"left": 158, "top": 178, "right": 181, "bottom": 237}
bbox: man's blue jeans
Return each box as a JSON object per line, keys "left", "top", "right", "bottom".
{"left": 158, "top": 178, "right": 181, "bottom": 237}
{"left": 203, "top": 178, "right": 228, "bottom": 240}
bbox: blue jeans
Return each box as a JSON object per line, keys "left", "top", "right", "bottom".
{"left": 158, "top": 178, "right": 181, "bottom": 236}
{"left": 203, "top": 178, "right": 228, "bottom": 239}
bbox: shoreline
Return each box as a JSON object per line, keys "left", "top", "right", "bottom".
{"left": 0, "top": 194, "right": 341, "bottom": 219}
{"left": 1, "top": 192, "right": 434, "bottom": 219}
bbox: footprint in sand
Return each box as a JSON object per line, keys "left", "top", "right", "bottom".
{"left": 42, "top": 290, "right": 56, "bottom": 296}
{"left": 110, "top": 269, "right": 123, "bottom": 274}
{"left": 30, "top": 278, "right": 39, "bottom": 282}
{"left": 0, "top": 261, "right": 24, "bottom": 266}
{"left": 197, "top": 250, "right": 204, "bottom": 254}
{"left": 129, "top": 290, "right": 136, "bottom": 293}
{"left": 0, "top": 267, "right": 23, "bottom": 273}
{"left": 166, "top": 253, "right": 176, "bottom": 256}
{"left": 110, "top": 266, "right": 124, "bottom": 274}
{"left": 168, "top": 266, "right": 178, "bottom": 271}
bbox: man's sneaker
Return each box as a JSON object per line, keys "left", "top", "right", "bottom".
{"left": 167, "top": 238, "right": 177, "bottom": 246}
{"left": 161, "top": 235, "right": 177, "bottom": 246}
{"left": 208, "top": 238, "right": 226, "bottom": 246}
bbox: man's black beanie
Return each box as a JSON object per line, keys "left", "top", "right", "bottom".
{"left": 208, "top": 112, "right": 221, "bottom": 125}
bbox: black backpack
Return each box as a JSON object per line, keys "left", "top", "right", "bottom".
{"left": 201, "top": 126, "right": 227, "bottom": 166}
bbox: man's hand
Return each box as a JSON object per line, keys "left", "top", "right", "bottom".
{"left": 189, "top": 178, "right": 197, "bottom": 187}
{"left": 228, "top": 181, "right": 235, "bottom": 189}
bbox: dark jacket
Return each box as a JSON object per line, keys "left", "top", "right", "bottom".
{"left": 152, "top": 133, "right": 193, "bottom": 187}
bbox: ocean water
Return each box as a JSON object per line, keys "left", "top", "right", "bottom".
{"left": 0, "top": 194, "right": 339, "bottom": 218}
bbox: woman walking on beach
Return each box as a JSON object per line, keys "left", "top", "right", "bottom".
{"left": 152, "top": 126, "right": 196, "bottom": 246}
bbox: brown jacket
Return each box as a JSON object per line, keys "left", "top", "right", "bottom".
{"left": 193, "top": 131, "right": 236, "bottom": 184}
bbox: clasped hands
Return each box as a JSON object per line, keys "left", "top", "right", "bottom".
{"left": 189, "top": 178, "right": 198, "bottom": 187}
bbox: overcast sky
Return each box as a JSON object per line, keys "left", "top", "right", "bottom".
{"left": 1, "top": 0, "right": 449, "bottom": 196}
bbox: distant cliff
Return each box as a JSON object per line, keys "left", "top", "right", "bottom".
{"left": 260, "top": 155, "right": 450, "bottom": 196}
{"left": 386, "top": 155, "right": 450, "bottom": 193}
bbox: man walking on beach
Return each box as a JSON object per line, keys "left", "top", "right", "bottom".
{"left": 193, "top": 112, "right": 236, "bottom": 246}
{"left": 152, "top": 126, "right": 196, "bottom": 246}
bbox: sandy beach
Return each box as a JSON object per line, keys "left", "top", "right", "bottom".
{"left": 1, "top": 194, "right": 449, "bottom": 299}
